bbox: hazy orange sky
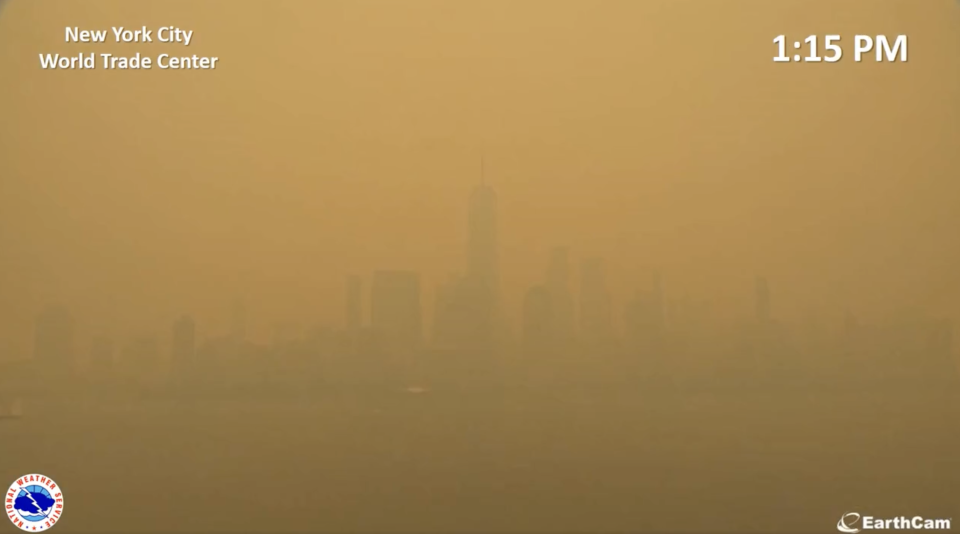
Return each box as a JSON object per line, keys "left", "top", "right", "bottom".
{"left": 1, "top": 1, "right": 958, "bottom": 356}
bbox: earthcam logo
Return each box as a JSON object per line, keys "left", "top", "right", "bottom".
{"left": 5, "top": 474, "right": 64, "bottom": 532}
{"left": 838, "top": 512, "right": 952, "bottom": 532}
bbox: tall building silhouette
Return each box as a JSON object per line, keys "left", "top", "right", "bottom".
{"left": 433, "top": 179, "right": 500, "bottom": 352}
{"left": 172, "top": 315, "right": 196, "bottom": 366}
{"left": 579, "top": 257, "right": 613, "bottom": 345}
{"left": 34, "top": 305, "right": 75, "bottom": 367}
{"left": 755, "top": 276, "right": 771, "bottom": 324}
{"left": 467, "top": 163, "right": 499, "bottom": 304}
{"left": 434, "top": 273, "right": 496, "bottom": 351}
{"left": 346, "top": 276, "right": 363, "bottom": 334}
{"left": 466, "top": 172, "right": 501, "bottom": 348}
{"left": 370, "top": 270, "right": 422, "bottom": 351}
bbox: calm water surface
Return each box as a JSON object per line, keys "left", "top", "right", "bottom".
{"left": 2, "top": 389, "right": 958, "bottom": 533}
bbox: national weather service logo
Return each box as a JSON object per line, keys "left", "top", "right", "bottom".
{"left": 5, "top": 474, "right": 63, "bottom": 532}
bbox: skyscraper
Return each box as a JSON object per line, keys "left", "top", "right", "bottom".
{"left": 34, "top": 305, "right": 75, "bottom": 368}
{"left": 579, "top": 257, "right": 613, "bottom": 345}
{"left": 432, "top": 176, "right": 500, "bottom": 352}
{"left": 467, "top": 174, "right": 499, "bottom": 301}
{"left": 370, "top": 270, "right": 422, "bottom": 351}
{"left": 433, "top": 273, "right": 496, "bottom": 351}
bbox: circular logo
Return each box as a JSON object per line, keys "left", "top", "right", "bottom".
{"left": 837, "top": 512, "right": 862, "bottom": 533}
{"left": 5, "top": 474, "right": 63, "bottom": 532}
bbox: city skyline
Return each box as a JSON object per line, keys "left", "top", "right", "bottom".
{"left": 3, "top": 1, "right": 959, "bottom": 362}
{"left": 17, "top": 182, "right": 959, "bottom": 380}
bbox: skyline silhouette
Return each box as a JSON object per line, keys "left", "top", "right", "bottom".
{"left": 3, "top": 1, "right": 960, "bottom": 364}
{"left": 5, "top": 182, "right": 956, "bottom": 397}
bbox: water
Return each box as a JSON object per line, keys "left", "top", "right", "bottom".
{"left": 2, "top": 389, "right": 958, "bottom": 533}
